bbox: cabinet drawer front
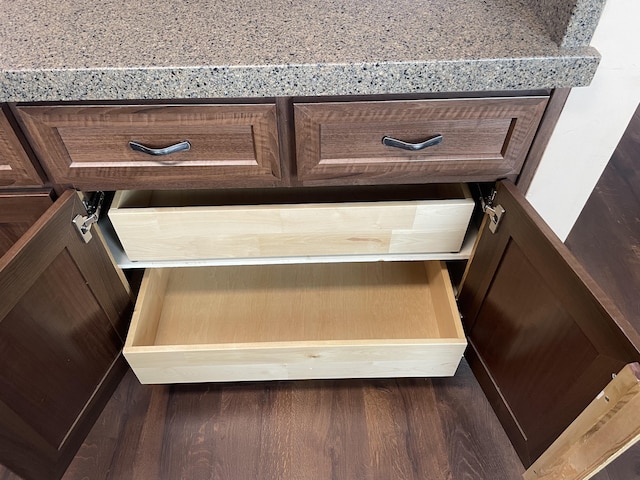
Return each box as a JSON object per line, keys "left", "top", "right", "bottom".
{"left": 294, "top": 97, "right": 548, "bottom": 185}
{"left": 109, "top": 184, "right": 474, "bottom": 261}
{"left": 123, "top": 262, "right": 466, "bottom": 383}
{"left": 0, "top": 109, "right": 44, "bottom": 187}
{"left": 0, "top": 191, "right": 53, "bottom": 257}
{"left": 15, "top": 104, "right": 282, "bottom": 190}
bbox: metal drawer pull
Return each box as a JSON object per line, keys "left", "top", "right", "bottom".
{"left": 382, "top": 134, "right": 443, "bottom": 151}
{"left": 129, "top": 140, "right": 191, "bottom": 156}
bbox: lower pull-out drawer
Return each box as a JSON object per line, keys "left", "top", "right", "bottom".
{"left": 124, "top": 261, "right": 466, "bottom": 384}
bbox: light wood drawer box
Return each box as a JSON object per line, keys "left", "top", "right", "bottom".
{"left": 108, "top": 184, "right": 475, "bottom": 262}
{"left": 14, "top": 104, "right": 282, "bottom": 190}
{"left": 123, "top": 261, "right": 466, "bottom": 384}
{"left": 294, "top": 96, "right": 548, "bottom": 185}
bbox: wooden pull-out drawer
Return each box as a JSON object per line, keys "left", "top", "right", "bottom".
{"left": 294, "top": 96, "right": 548, "bottom": 185}
{"left": 124, "top": 261, "right": 466, "bottom": 384}
{"left": 108, "top": 184, "right": 475, "bottom": 262}
{"left": 15, "top": 104, "right": 282, "bottom": 190}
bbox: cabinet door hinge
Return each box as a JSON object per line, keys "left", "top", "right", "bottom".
{"left": 72, "top": 191, "right": 105, "bottom": 243}
{"left": 481, "top": 189, "right": 505, "bottom": 234}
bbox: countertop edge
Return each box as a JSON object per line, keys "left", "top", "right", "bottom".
{"left": 0, "top": 48, "right": 600, "bottom": 103}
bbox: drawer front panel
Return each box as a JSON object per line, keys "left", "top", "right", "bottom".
{"left": 294, "top": 97, "right": 548, "bottom": 185}
{"left": 124, "top": 262, "right": 467, "bottom": 383}
{"left": 0, "top": 191, "right": 52, "bottom": 257}
{"left": 15, "top": 104, "right": 282, "bottom": 190}
{"left": 0, "top": 109, "right": 43, "bottom": 188}
{"left": 109, "top": 185, "right": 474, "bottom": 261}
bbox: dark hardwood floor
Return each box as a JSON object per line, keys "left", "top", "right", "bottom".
{"left": 0, "top": 361, "right": 525, "bottom": 480}
{"left": 565, "top": 104, "right": 640, "bottom": 333}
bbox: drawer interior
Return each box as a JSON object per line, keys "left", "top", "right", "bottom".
{"left": 111, "top": 183, "right": 470, "bottom": 208}
{"left": 124, "top": 261, "right": 467, "bottom": 383}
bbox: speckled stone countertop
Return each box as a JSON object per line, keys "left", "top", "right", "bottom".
{"left": 0, "top": 0, "right": 604, "bottom": 102}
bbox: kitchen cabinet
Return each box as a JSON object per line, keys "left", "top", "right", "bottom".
{"left": 1, "top": 92, "right": 639, "bottom": 479}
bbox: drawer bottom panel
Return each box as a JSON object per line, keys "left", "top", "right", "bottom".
{"left": 124, "top": 261, "right": 467, "bottom": 384}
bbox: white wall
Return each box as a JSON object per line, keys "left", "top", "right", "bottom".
{"left": 526, "top": 0, "right": 640, "bottom": 241}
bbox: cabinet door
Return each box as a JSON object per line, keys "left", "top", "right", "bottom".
{"left": 458, "top": 180, "right": 640, "bottom": 466}
{"left": 0, "top": 191, "right": 132, "bottom": 480}
{"left": 0, "top": 108, "right": 44, "bottom": 188}
{"left": 14, "top": 104, "right": 282, "bottom": 190}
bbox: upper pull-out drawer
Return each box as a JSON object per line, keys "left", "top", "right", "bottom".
{"left": 108, "top": 184, "right": 475, "bottom": 262}
{"left": 14, "top": 104, "right": 282, "bottom": 190}
{"left": 294, "top": 96, "right": 548, "bottom": 185}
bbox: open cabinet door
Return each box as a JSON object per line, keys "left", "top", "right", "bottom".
{"left": 0, "top": 191, "right": 132, "bottom": 480}
{"left": 458, "top": 180, "right": 640, "bottom": 467}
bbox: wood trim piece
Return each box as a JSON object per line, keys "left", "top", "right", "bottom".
{"left": 275, "top": 97, "right": 296, "bottom": 186}
{"left": 517, "top": 88, "right": 571, "bottom": 192}
{"left": 524, "top": 363, "right": 640, "bottom": 480}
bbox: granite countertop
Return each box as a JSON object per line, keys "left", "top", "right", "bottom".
{"left": 0, "top": 0, "right": 605, "bottom": 102}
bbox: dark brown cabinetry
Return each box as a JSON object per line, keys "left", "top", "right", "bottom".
{"left": 0, "top": 192, "right": 132, "bottom": 480}
{"left": 15, "top": 104, "right": 282, "bottom": 190}
{"left": 459, "top": 181, "right": 640, "bottom": 465}
{"left": 294, "top": 97, "right": 548, "bottom": 185}
{"left": 0, "top": 191, "right": 52, "bottom": 257}
{"left": 1, "top": 92, "right": 638, "bottom": 480}
{"left": 0, "top": 108, "right": 44, "bottom": 188}
{"left": 13, "top": 95, "right": 549, "bottom": 191}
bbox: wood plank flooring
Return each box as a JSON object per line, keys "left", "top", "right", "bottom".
{"left": 0, "top": 360, "right": 525, "bottom": 480}
{"left": 565, "top": 104, "right": 640, "bottom": 333}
